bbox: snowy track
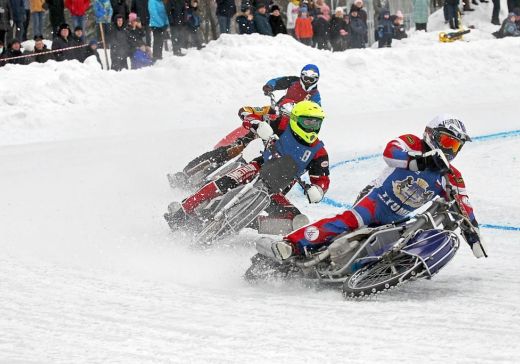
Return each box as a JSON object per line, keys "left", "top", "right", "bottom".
{"left": 1, "top": 3, "right": 520, "bottom": 362}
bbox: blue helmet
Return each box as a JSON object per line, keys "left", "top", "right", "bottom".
{"left": 300, "top": 64, "right": 320, "bottom": 90}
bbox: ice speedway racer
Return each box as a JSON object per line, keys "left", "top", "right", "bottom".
{"left": 167, "top": 64, "right": 322, "bottom": 192}
{"left": 164, "top": 100, "right": 331, "bottom": 243}
{"left": 246, "top": 115, "right": 488, "bottom": 298}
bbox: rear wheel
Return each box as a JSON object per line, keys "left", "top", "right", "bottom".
{"left": 343, "top": 253, "right": 424, "bottom": 299}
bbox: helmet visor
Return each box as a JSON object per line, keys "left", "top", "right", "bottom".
{"left": 438, "top": 132, "right": 464, "bottom": 154}
{"left": 297, "top": 116, "right": 323, "bottom": 131}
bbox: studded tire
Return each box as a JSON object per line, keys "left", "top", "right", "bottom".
{"left": 342, "top": 253, "right": 424, "bottom": 299}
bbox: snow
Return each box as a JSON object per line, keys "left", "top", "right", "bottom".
{"left": 1, "top": 3, "right": 520, "bottom": 362}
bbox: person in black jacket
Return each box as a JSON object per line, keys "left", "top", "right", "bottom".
{"left": 169, "top": 0, "right": 189, "bottom": 56}
{"left": 111, "top": 0, "right": 129, "bottom": 23}
{"left": 216, "top": 0, "right": 236, "bottom": 35}
{"left": 52, "top": 23, "right": 76, "bottom": 61}
{"left": 46, "top": 0, "right": 65, "bottom": 36}
{"left": 376, "top": 10, "right": 394, "bottom": 48}
{"left": 131, "top": 0, "right": 151, "bottom": 46}
{"left": 111, "top": 14, "right": 129, "bottom": 70}
{"left": 269, "top": 5, "right": 287, "bottom": 36}
{"left": 71, "top": 26, "right": 87, "bottom": 61}
{"left": 254, "top": 3, "right": 272, "bottom": 35}
{"left": 348, "top": 6, "right": 366, "bottom": 49}
{"left": 0, "top": 0, "right": 12, "bottom": 46}
{"left": 236, "top": 5, "right": 256, "bottom": 34}
{"left": 85, "top": 39, "right": 103, "bottom": 68}
{"left": 329, "top": 7, "right": 348, "bottom": 52}
{"left": 1, "top": 38, "right": 26, "bottom": 64}
{"left": 29, "top": 35, "right": 52, "bottom": 63}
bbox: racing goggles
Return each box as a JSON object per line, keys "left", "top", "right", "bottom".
{"left": 297, "top": 116, "right": 323, "bottom": 131}
{"left": 437, "top": 132, "right": 464, "bottom": 154}
{"left": 301, "top": 70, "right": 319, "bottom": 84}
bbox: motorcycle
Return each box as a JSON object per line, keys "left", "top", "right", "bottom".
{"left": 167, "top": 93, "right": 284, "bottom": 191}
{"left": 245, "top": 189, "right": 483, "bottom": 299}
{"left": 165, "top": 133, "right": 312, "bottom": 244}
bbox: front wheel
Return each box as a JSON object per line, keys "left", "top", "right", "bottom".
{"left": 342, "top": 253, "right": 424, "bottom": 299}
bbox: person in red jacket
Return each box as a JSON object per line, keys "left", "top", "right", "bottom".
{"left": 295, "top": 7, "right": 313, "bottom": 45}
{"left": 65, "top": 0, "right": 90, "bottom": 32}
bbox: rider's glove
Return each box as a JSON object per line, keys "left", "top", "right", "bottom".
{"left": 255, "top": 121, "right": 274, "bottom": 140}
{"left": 262, "top": 84, "right": 274, "bottom": 95}
{"left": 408, "top": 149, "right": 449, "bottom": 172}
{"left": 463, "top": 228, "right": 488, "bottom": 259}
{"left": 305, "top": 185, "right": 324, "bottom": 203}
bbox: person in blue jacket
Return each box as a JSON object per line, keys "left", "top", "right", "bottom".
{"left": 148, "top": 0, "right": 169, "bottom": 60}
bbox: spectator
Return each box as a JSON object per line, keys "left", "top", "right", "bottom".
{"left": 329, "top": 7, "right": 348, "bottom": 52}
{"left": 148, "top": 0, "right": 168, "bottom": 60}
{"left": 254, "top": 3, "right": 272, "bottom": 35}
{"left": 348, "top": 5, "right": 366, "bottom": 49}
{"left": 377, "top": 10, "right": 394, "bottom": 48}
{"left": 71, "top": 26, "right": 86, "bottom": 60}
{"left": 286, "top": 0, "right": 298, "bottom": 37}
{"left": 110, "top": 14, "right": 129, "bottom": 70}
{"left": 93, "top": 0, "right": 113, "bottom": 46}
{"left": 186, "top": 0, "right": 202, "bottom": 49}
{"left": 0, "top": 39, "right": 4, "bottom": 56}
{"left": 30, "top": 34, "right": 52, "bottom": 63}
{"left": 352, "top": 0, "right": 367, "bottom": 25}
{"left": 29, "top": 0, "right": 45, "bottom": 37}
{"left": 131, "top": 40, "right": 152, "bottom": 68}
{"left": 126, "top": 12, "right": 145, "bottom": 50}
{"left": 169, "top": 0, "right": 188, "bottom": 56}
{"left": 85, "top": 39, "right": 103, "bottom": 67}
{"left": 52, "top": 23, "right": 76, "bottom": 61}
{"left": 0, "top": 0, "right": 12, "bottom": 46}
{"left": 295, "top": 7, "right": 312, "bottom": 45}
{"left": 110, "top": 0, "right": 128, "bottom": 23}
{"left": 131, "top": 0, "right": 151, "bottom": 47}
{"left": 1, "top": 38, "right": 26, "bottom": 64}
{"left": 412, "top": 0, "right": 430, "bottom": 31}
{"left": 22, "top": 0, "right": 29, "bottom": 40}
{"left": 373, "top": 0, "right": 389, "bottom": 28}
{"left": 313, "top": 2, "right": 329, "bottom": 49}
{"left": 493, "top": 12, "right": 520, "bottom": 37}
{"left": 392, "top": 10, "right": 408, "bottom": 40}
{"left": 492, "top": 0, "right": 500, "bottom": 25}
{"left": 445, "top": 0, "right": 460, "bottom": 29}
{"left": 47, "top": 0, "right": 66, "bottom": 36}
{"left": 269, "top": 5, "right": 286, "bottom": 36}
{"left": 216, "top": 0, "right": 236, "bottom": 35}
{"left": 65, "top": 0, "right": 91, "bottom": 31}
{"left": 236, "top": 5, "right": 255, "bottom": 34}
{"left": 462, "top": 0, "right": 475, "bottom": 11}
{"left": 10, "top": 0, "right": 25, "bottom": 40}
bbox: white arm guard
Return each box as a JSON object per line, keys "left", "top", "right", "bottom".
{"left": 256, "top": 122, "right": 274, "bottom": 141}
{"left": 306, "top": 185, "right": 324, "bottom": 203}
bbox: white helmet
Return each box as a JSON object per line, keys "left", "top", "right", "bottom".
{"left": 424, "top": 114, "right": 471, "bottom": 161}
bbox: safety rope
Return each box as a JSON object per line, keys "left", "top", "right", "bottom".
{"left": 0, "top": 42, "right": 97, "bottom": 63}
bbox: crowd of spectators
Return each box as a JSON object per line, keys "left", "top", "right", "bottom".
{"left": 1, "top": 0, "right": 520, "bottom": 70}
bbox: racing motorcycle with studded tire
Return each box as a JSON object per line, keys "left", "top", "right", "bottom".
{"left": 167, "top": 93, "right": 289, "bottom": 192}
{"left": 245, "top": 188, "right": 486, "bottom": 299}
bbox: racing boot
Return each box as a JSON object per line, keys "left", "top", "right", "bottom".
{"left": 255, "top": 237, "right": 294, "bottom": 262}
{"left": 164, "top": 202, "right": 188, "bottom": 231}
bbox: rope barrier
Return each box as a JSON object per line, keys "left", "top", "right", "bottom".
{"left": 0, "top": 42, "right": 96, "bottom": 63}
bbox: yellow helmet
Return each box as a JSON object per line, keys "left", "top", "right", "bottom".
{"left": 289, "top": 100, "right": 325, "bottom": 144}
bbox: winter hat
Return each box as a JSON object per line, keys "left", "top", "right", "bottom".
{"left": 58, "top": 23, "right": 70, "bottom": 31}
{"left": 74, "top": 26, "right": 83, "bottom": 32}
{"left": 335, "top": 7, "right": 344, "bottom": 14}
{"left": 129, "top": 12, "right": 138, "bottom": 22}
{"left": 33, "top": 35, "right": 44, "bottom": 41}
{"left": 270, "top": 4, "right": 280, "bottom": 13}
{"left": 508, "top": 12, "right": 517, "bottom": 17}
{"left": 300, "top": 6, "right": 308, "bottom": 13}
{"left": 89, "top": 40, "right": 98, "bottom": 46}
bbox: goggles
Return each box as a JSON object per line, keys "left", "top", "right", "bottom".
{"left": 437, "top": 132, "right": 464, "bottom": 154}
{"left": 301, "top": 70, "right": 319, "bottom": 84}
{"left": 297, "top": 116, "right": 323, "bottom": 131}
